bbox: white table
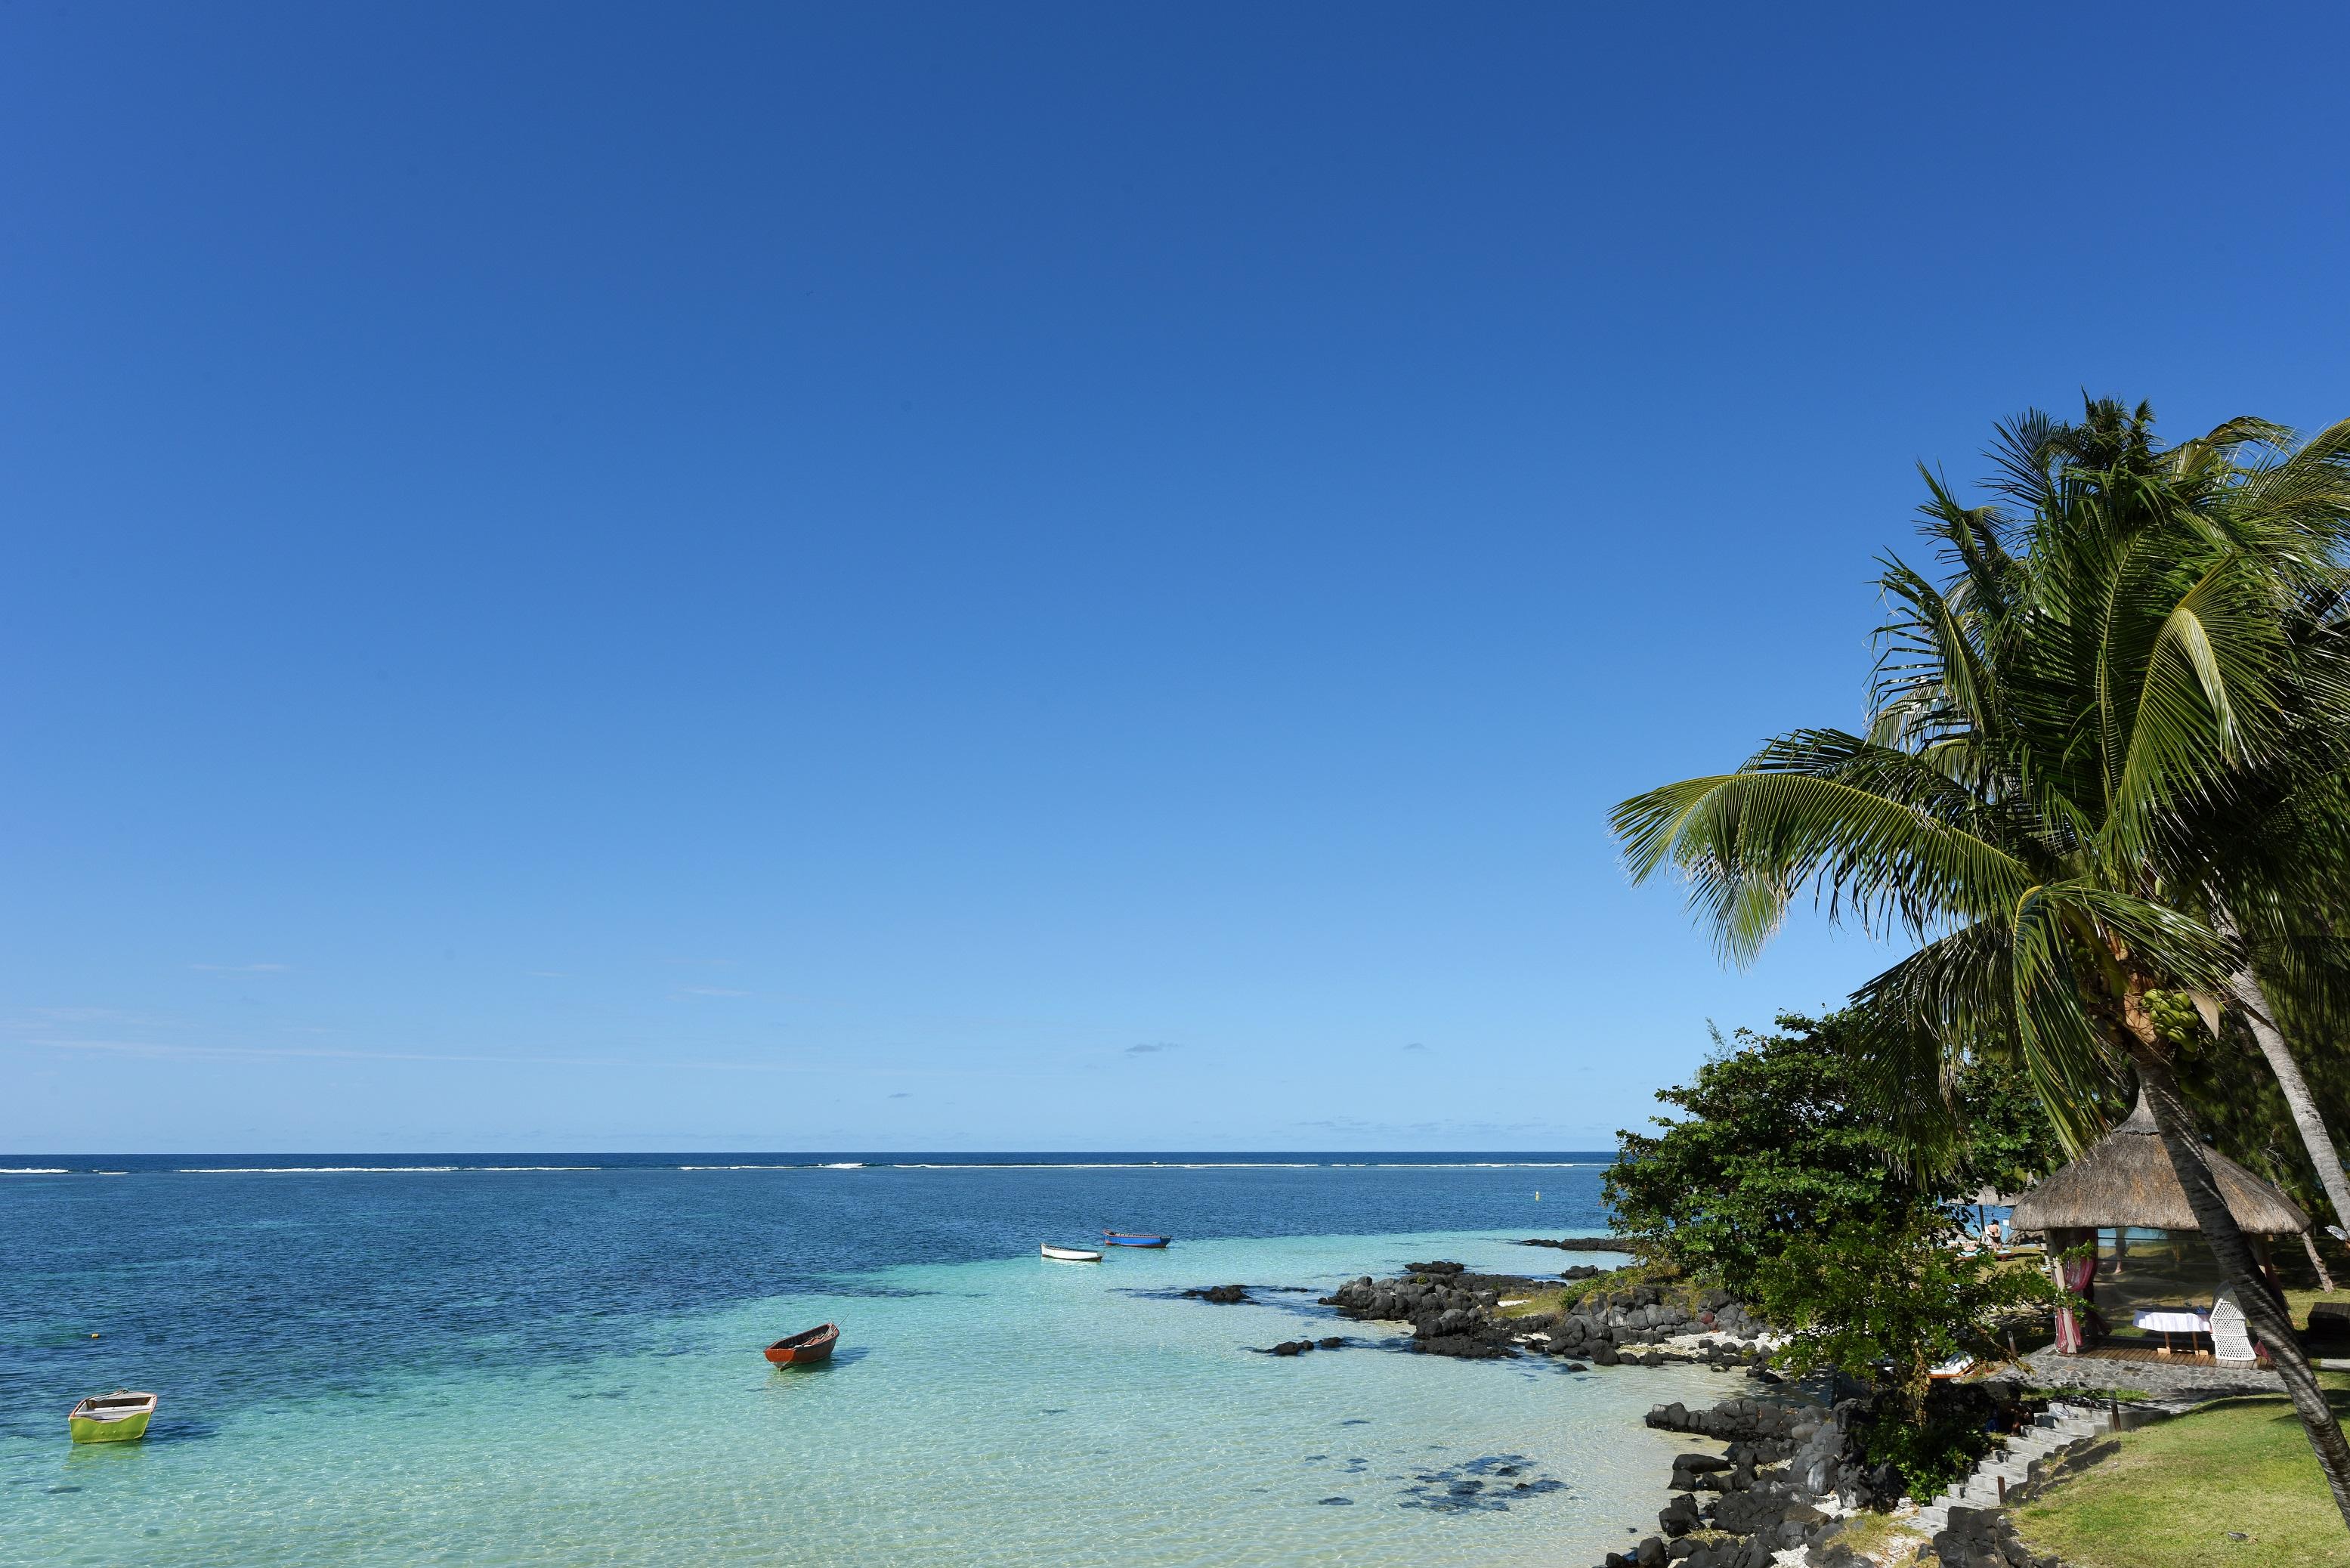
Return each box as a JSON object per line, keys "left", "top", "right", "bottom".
{"left": 2134, "top": 1305, "right": 2211, "bottom": 1354}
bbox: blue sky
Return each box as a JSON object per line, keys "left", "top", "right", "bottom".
{"left": 5, "top": 5, "right": 2347, "bottom": 1152}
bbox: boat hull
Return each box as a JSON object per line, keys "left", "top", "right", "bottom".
{"left": 765, "top": 1325, "right": 839, "bottom": 1365}
{"left": 70, "top": 1411, "right": 152, "bottom": 1443}
{"left": 1102, "top": 1235, "right": 1170, "bottom": 1248}
{"left": 1040, "top": 1245, "right": 1102, "bottom": 1262}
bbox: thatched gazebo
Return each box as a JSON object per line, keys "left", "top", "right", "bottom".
{"left": 2009, "top": 1093, "right": 2308, "bottom": 1361}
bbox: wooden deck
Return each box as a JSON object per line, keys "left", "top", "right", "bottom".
{"left": 2070, "top": 1344, "right": 2219, "bottom": 1367}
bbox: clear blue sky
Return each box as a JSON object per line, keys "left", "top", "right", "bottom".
{"left": 5, "top": 5, "right": 2346, "bottom": 1152}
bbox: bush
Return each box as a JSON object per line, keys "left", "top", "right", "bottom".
{"left": 1856, "top": 1383, "right": 2004, "bottom": 1500}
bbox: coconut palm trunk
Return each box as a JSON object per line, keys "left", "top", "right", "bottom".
{"left": 2132, "top": 1051, "right": 2350, "bottom": 1525}
{"left": 2231, "top": 967, "right": 2350, "bottom": 1251}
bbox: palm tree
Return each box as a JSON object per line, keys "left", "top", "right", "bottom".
{"left": 1612, "top": 401, "right": 2350, "bottom": 1524}
{"left": 2135, "top": 413, "right": 2350, "bottom": 1266}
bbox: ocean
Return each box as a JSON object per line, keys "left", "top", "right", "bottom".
{"left": 0, "top": 1155, "right": 1735, "bottom": 1566}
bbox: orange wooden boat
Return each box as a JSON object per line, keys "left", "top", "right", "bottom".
{"left": 765, "top": 1323, "right": 840, "bottom": 1365}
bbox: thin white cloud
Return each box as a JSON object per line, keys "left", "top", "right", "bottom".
{"left": 7, "top": 1035, "right": 1047, "bottom": 1081}
{"left": 1291, "top": 1115, "right": 1575, "bottom": 1137}
{"left": 26, "top": 1007, "right": 143, "bottom": 1024}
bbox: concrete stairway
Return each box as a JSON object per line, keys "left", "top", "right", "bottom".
{"left": 1912, "top": 1403, "right": 2110, "bottom": 1534}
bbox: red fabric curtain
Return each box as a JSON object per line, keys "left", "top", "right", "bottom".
{"left": 2052, "top": 1228, "right": 2103, "bottom": 1353}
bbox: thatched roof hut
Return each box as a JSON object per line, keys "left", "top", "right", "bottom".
{"left": 2009, "top": 1094, "right": 2309, "bottom": 1236}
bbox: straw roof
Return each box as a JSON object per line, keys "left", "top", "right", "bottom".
{"left": 2008, "top": 1094, "right": 2309, "bottom": 1236}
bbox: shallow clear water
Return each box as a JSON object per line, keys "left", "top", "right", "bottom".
{"left": 1, "top": 1158, "right": 1733, "bottom": 1565}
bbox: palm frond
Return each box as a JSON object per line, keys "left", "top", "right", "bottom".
{"left": 1611, "top": 767, "right": 2033, "bottom": 963}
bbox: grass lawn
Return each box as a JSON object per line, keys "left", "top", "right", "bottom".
{"left": 2015, "top": 1378, "right": 2350, "bottom": 1568}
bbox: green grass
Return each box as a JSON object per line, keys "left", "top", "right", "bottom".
{"left": 1495, "top": 1262, "right": 1722, "bottom": 1323}
{"left": 2288, "top": 1288, "right": 2350, "bottom": 1331}
{"left": 1820, "top": 1510, "right": 1927, "bottom": 1565}
{"left": 2015, "top": 1379, "right": 2350, "bottom": 1568}
{"left": 1496, "top": 1262, "right": 1653, "bottom": 1319}
{"left": 1495, "top": 1285, "right": 1575, "bottom": 1319}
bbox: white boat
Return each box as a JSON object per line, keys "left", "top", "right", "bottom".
{"left": 1040, "top": 1243, "right": 1103, "bottom": 1263}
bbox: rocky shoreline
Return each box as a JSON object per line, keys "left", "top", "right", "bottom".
{"left": 1290, "top": 1251, "right": 2062, "bottom": 1566}
{"left": 1629, "top": 1392, "right": 1894, "bottom": 1568}
{"left": 1179, "top": 1247, "right": 2085, "bottom": 1566}
{"left": 1301, "top": 1257, "right": 1858, "bottom": 1565}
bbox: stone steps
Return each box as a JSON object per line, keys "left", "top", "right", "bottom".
{"left": 1911, "top": 1413, "right": 2107, "bottom": 1533}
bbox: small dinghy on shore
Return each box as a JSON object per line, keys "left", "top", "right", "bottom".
{"left": 764, "top": 1323, "right": 840, "bottom": 1365}
{"left": 69, "top": 1391, "right": 157, "bottom": 1443}
{"left": 1101, "top": 1232, "right": 1171, "bottom": 1248}
{"left": 1040, "top": 1243, "right": 1103, "bottom": 1262}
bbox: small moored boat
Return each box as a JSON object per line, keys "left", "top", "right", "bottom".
{"left": 764, "top": 1323, "right": 840, "bottom": 1365}
{"left": 1101, "top": 1232, "right": 1171, "bottom": 1248}
{"left": 1040, "top": 1243, "right": 1103, "bottom": 1262}
{"left": 69, "top": 1391, "right": 157, "bottom": 1443}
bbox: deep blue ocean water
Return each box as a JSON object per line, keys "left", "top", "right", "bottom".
{"left": 1, "top": 1155, "right": 1734, "bottom": 1566}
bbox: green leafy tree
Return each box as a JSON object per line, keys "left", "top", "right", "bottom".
{"left": 1612, "top": 401, "right": 2350, "bottom": 1523}
{"left": 1754, "top": 1214, "right": 2070, "bottom": 1493}
{"left": 1948, "top": 1053, "right": 2073, "bottom": 1206}
{"left": 1756, "top": 1218, "right": 2066, "bottom": 1418}
{"left": 1605, "top": 1011, "right": 2059, "bottom": 1297}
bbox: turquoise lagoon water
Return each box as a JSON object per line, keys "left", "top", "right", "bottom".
{"left": 2, "top": 1158, "right": 1736, "bottom": 1566}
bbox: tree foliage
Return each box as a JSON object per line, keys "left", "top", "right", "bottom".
{"left": 1613, "top": 401, "right": 2350, "bottom": 1152}
{"left": 1754, "top": 1212, "right": 2071, "bottom": 1496}
{"left": 1753, "top": 1214, "right": 2065, "bottom": 1421}
{"left": 1604, "top": 1011, "right": 2061, "bottom": 1298}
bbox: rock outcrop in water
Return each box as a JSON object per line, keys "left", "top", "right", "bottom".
{"left": 1182, "top": 1284, "right": 1250, "bottom": 1304}
{"left": 1316, "top": 1266, "right": 1773, "bottom": 1367}
{"left": 1318, "top": 1267, "right": 1524, "bottom": 1358}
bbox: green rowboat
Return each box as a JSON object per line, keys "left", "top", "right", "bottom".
{"left": 70, "top": 1391, "right": 156, "bottom": 1443}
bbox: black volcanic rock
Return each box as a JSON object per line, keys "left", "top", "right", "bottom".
{"left": 1183, "top": 1285, "right": 1250, "bottom": 1304}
